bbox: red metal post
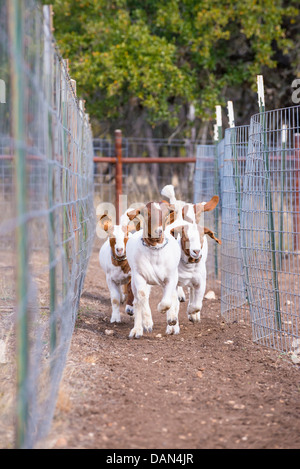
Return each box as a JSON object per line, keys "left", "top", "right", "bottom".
{"left": 115, "top": 129, "right": 123, "bottom": 224}
{"left": 294, "top": 133, "right": 300, "bottom": 251}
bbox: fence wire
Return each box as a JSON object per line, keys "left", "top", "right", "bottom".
{"left": 195, "top": 105, "right": 300, "bottom": 358}
{"left": 241, "top": 106, "right": 300, "bottom": 352}
{"left": 0, "top": 0, "right": 95, "bottom": 449}
{"left": 220, "top": 126, "right": 250, "bottom": 323}
{"left": 194, "top": 144, "right": 221, "bottom": 278}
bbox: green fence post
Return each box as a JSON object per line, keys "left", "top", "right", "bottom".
{"left": 213, "top": 106, "right": 222, "bottom": 277}
{"left": 257, "top": 75, "right": 281, "bottom": 330}
{"left": 279, "top": 124, "right": 287, "bottom": 270}
{"left": 8, "top": 0, "right": 29, "bottom": 449}
{"left": 61, "top": 59, "right": 69, "bottom": 298}
{"left": 43, "top": 5, "right": 57, "bottom": 356}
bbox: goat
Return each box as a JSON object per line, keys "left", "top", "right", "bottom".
{"left": 166, "top": 195, "right": 221, "bottom": 323}
{"left": 99, "top": 215, "right": 135, "bottom": 323}
{"left": 126, "top": 201, "right": 181, "bottom": 338}
{"left": 162, "top": 184, "right": 219, "bottom": 303}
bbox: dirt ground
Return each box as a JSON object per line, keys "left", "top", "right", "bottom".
{"left": 41, "top": 239, "right": 300, "bottom": 450}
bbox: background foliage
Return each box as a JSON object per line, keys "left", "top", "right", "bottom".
{"left": 43, "top": 0, "right": 300, "bottom": 140}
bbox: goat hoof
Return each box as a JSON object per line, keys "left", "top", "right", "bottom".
{"left": 188, "top": 312, "right": 201, "bottom": 323}
{"left": 111, "top": 317, "right": 121, "bottom": 323}
{"left": 177, "top": 287, "right": 186, "bottom": 302}
{"left": 168, "top": 319, "right": 177, "bottom": 326}
{"left": 129, "top": 327, "right": 143, "bottom": 339}
{"left": 125, "top": 305, "right": 134, "bottom": 316}
{"left": 166, "top": 324, "right": 180, "bottom": 335}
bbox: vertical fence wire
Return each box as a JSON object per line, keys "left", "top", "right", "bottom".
{"left": 0, "top": 0, "right": 15, "bottom": 450}
{"left": 220, "top": 126, "right": 250, "bottom": 322}
{"left": 241, "top": 105, "right": 300, "bottom": 353}
{"left": 194, "top": 144, "right": 221, "bottom": 278}
{"left": 0, "top": 0, "right": 95, "bottom": 449}
{"left": 194, "top": 106, "right": 300, "bottom": 357}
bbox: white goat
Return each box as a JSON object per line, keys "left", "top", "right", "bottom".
{"left": 126, "top": 201, "right": 181, "bottom": 338}
{"left": 99, "top": 215, "right": 134, "bottom": 323}
{"left": 166, "top": 195, "right": 221, "bottom": 323}
{"left": 161, "top": 183, "right": 207, "bottom": 302}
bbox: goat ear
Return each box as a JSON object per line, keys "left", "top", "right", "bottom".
{"left": 127, "top": 208, "right": 141, "bottom": 221}
{"left": 204, "top": 227, "right": 222, "bottom": 244}
{"left": 203, "top": 195, "right": 219, "bottom": 212}
{"left": 194, "top": 196, "right": 219, "bottom": 223}
{"left": 194, "top": 196, "right": 219, "bottom": 215}
{"left": 170, "top": 225, "right": 184, "bottom": 239}
{"left": 98, "top": 213, "right": 113, "bottom": 232}
{"left": 160, "top": 199, "right": 170, "bottom": 206}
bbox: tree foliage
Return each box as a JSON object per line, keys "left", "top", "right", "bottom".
{"left": 44, "top": 0, "right": 299, "bottom": 138}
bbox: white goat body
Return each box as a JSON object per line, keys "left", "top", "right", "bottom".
{"left": 99, "top": 224, "right": 133, "bottom": 323}
{"left": 126, "top": 201, "right": 182, "bottom": 338}
{"left": 126, "top": 229, "right": 181, "bottom": 337}
{"left": 164, "top": 190, "right": 221, "bottom": 323}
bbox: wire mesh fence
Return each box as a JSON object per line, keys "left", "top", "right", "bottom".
{"left": 241, "top": 106, "right": 300, "bottom": 352}
{"left": 220, "top": 126, "right": 250, "bottom": 323}
{"left": 0, "top": 0, "right": 95, "bottom": 449}
{"left": 196, "top": 105, "right": 300, "bottom": 358}
{"left": 194, "top": 144, "right": 221, "bottom": 278}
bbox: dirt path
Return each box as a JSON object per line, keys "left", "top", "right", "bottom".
{"left": 41, "top": 241, "right": 300, "bottom": 449}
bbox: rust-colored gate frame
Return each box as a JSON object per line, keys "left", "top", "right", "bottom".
{"left": 94, "top": 130, "right": 197, "bottom": 223}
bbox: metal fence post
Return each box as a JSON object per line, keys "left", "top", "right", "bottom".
{"left": 115, "top": 129, "right": 123, "bottom": 224}
{"left": 294, "top": 133, "right": 300, "bottom": 252}
{"left": 257, "top": 75, "right": 281, "bottom": 330}
{"left": 279, "top": 124, "right": 287, "bottom": 269}
{"left": 43, "top": 4, "right": 57, "bottom": 356}
{"left": 8, "top": 0, "right": 29, "bottom": 449}
{"left": 214, "top": 106, "right": 222, "bottom": 277}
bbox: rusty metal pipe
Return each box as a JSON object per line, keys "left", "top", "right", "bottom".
{"left": 115, "top": 129, "right": 123, "bottom": 224}
{"left": 93, "top": 156, "right": 197, "bottom": 164}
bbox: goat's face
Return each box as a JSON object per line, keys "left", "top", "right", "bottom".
{"left": 171, "top": 223, "right": 221, "bottom": 260}
{"left": 171, "top": 224, "right": 203, "bottom": 260}
{"left": 127, "top": 201, "right": 174, "bottom": 242}
{"left": 109, "top": 225, "right": 129, "bottom": 258}
{"left": 98, "top": 214, "right": 129, "bottom": 258}
{"left": 183, "top": 224, "right": 203, "bottom": 260}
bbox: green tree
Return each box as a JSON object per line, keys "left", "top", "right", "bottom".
{"left": 44, "top": 0, "right": 299, "bottom": 139}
